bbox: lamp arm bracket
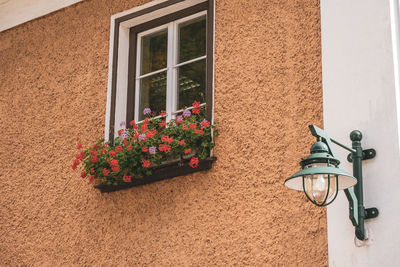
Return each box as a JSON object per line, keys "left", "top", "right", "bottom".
{"left": 308, "top": 125, "right": 356, "bottom": 157}
{"left": 344, "top": 188, "right": 359, "bottom": 226}
{"left": 347, "top": 148, "right": 376, "bottom": 163}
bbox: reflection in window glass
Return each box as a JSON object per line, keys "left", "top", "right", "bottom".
{"left": 141, "top": 29, "right": 168, "bottom": 75}
{"left": 177, "top": 59, "right": 206, "bottom": 109}
{"left": 178, "top": 15, "right": 206, "bottom": 63}
{"left": 139, "top": 71, "right": 167, "bottom": 120}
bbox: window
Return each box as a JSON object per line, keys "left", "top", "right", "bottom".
{"left": 133, "top": 13, "right": 207, "bottom": 122}
{"left": 105, "top": 0, "right": 214, "bottom": 142}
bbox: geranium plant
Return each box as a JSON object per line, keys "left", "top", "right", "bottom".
{"left": 72, "top": 101, "right": 218, "bottom": 186}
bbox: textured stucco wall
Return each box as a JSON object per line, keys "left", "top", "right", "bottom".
{"left": 0, "top": 0, "right": 326, "bottom": 266}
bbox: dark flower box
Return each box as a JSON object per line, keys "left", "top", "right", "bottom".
{"left": 94, "top": 157, "right": 217, "bottom": 193}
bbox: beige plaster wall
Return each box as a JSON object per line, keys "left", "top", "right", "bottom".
{"left": 0, "top": 0, "right": 326, "bottom": 265}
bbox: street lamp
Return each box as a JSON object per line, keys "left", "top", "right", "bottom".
{"left": 284, "top": 125, "right": 379, "bottom": 240}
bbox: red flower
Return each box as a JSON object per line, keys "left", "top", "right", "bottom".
{"left": 175, "top": 117, "right": 182, "bottom": 124}
{"left": 72, "top": 162, "right": 78, "bottom": 170}
{"left": 127, "top": 146, "right": 132, "bottom": 151}
{"left": 161, "top": 135, "right": 173, "bottom": 143}
{"left": 76, "top": 137, "right": 80, "bottom": 141}
{"left": 123, "top": 139, "right": 128, "bottom": 146}
{"left": 130, "top": 120, "right": 136, "bottom": 126}
{"left": 146, "top": 129, "right": 157, "bottom": 138}
{"left": 76, "top": 143, "right": 82, "bottom": 150}
{"left": 123, "top": 175, "right": 132, "bottom": 183}
{"left": 141, "top": 124, "right": 148, "bottom": 132}
{"left": 200, "top": 120, "right": 210, "bottom": 128}
{"left": 189, "top": 157, "right": 199, "bottom": 168}
{"left": 134, "top": 132, "right": 140, "bottom": 139}
{"left": 195, "top": 129, "right": 204, "bottom": 136}
{"left": 159, "top": 110, "right": 166, "bottom": 116}
{"left": 184, "top": 148, "right": 192, "bottom": 154}
{"left": 178, "top": 139, "right": 185, "bottom": 146}
{"left": 75, "top": 151, "right": 84, "bottom": 161}
{"left": 80, "top": 171, "right": 87, "bottom": 178}
{"left": 90, "top": 168, "right": 95, "bottom": 174}
{"left": 192, "top": 108, "right": 200, "bottom": 114}
{"left": 160, "top": 120, "right": 166, "bottom": 128}
{"left": 89, "top": 150, "right": 97, "bottom": 156}
{"left": 192, "top": 100, "right": 201, "bottom": 108}
{"left": 144, "top": 117, "right": 150, "bottom": 124}
{"left": 142, "top": 159, "right": 151, "bottom": 168}
{"left": 190, "top": 123, "right": 198, "bottom": 130}
{"left": 118, "top": 129, "right": 123, "bottom": 136}
{"left": 111, "top": 166, "right": 120, "bottom": 172}
{"left": 109, "top": 159, "right": 119, "bottom": 167}
{"left": 100, "top": 149, "right": 107, "bottom": 155}
{"left": 103, "top": 168, "right": 110, "bottom": 176}
{"left": 158, "top": 144, "right": 171, "bottom": 154}
{"left": 89, "top": 175, "right": 95, "bottom": 183}
{"left": 93, "top": 144, "right": 100, "bottom": 149}
{"left": 142, "top": 146, "right": 149, "bottom": 152}
{"left": 115, "top": 145, "right": 123, "bottom": 153}
{"left": 109, "top": 151, "right": 117, "bottom": 158}
{"left": 182, "top": 125, "right": 188, "bottom": 131}
{"left": 90, "top": 156, "right": 98, "bottom": 163}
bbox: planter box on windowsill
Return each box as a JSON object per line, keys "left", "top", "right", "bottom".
{"left": 94, "top": 157, "right": 217, "bottom": 193}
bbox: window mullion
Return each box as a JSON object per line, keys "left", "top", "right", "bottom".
{"left": 166, "top": 22, "right": 175, "bottom": 122}
{"left": 171, "top": 19, "right": 179, "bottom": 120}
{"left": 135, "top": 33, "right": 142, "bottom": 123}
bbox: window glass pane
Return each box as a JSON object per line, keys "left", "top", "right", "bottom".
{"left": 140, "top": 29, "right": 168, "bottom": 75}
{"left": 139, "top": 71, "right": 167, "bottom": 120}
{"left": 178, "top": 15, "right": 206, "bottom": 63}
{"left": 177, "top": 59, "right": 206, "bottom": 109}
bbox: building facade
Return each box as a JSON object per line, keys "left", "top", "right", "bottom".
{"left": 8, "top": 0, "right": 397, "bottom": 265}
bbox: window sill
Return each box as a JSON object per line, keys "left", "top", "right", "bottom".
{"left": 93, "top": 157, "right": 217, "bottom": 193}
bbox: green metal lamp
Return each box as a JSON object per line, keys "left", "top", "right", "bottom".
{"left": 284, "top": 125, "right": 379, "bottom": 240}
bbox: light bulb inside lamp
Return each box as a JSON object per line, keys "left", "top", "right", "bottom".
{"left": 303, "top": 164, "right": 337, "bottom": 205}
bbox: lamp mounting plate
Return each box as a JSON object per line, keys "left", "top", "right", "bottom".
{"left": 347, "top": 149, "right": 376, "bottom": 162}
{"left": 365, "top": 207, "right": 379, "bottom": 219}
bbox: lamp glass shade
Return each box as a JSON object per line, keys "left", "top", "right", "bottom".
{"left": 303, "top": 163, "right": 337, "bottom": 205}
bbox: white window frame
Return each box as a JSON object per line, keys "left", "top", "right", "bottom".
{"left": 105, "top": 0, "right": 213, "bottom": 141}
{"left": 134, "top": 11, "right": 207, "bottom": 122}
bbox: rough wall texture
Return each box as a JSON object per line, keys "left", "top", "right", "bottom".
{"left": 0, "top": 0, "right": 326, "bottom": 266}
